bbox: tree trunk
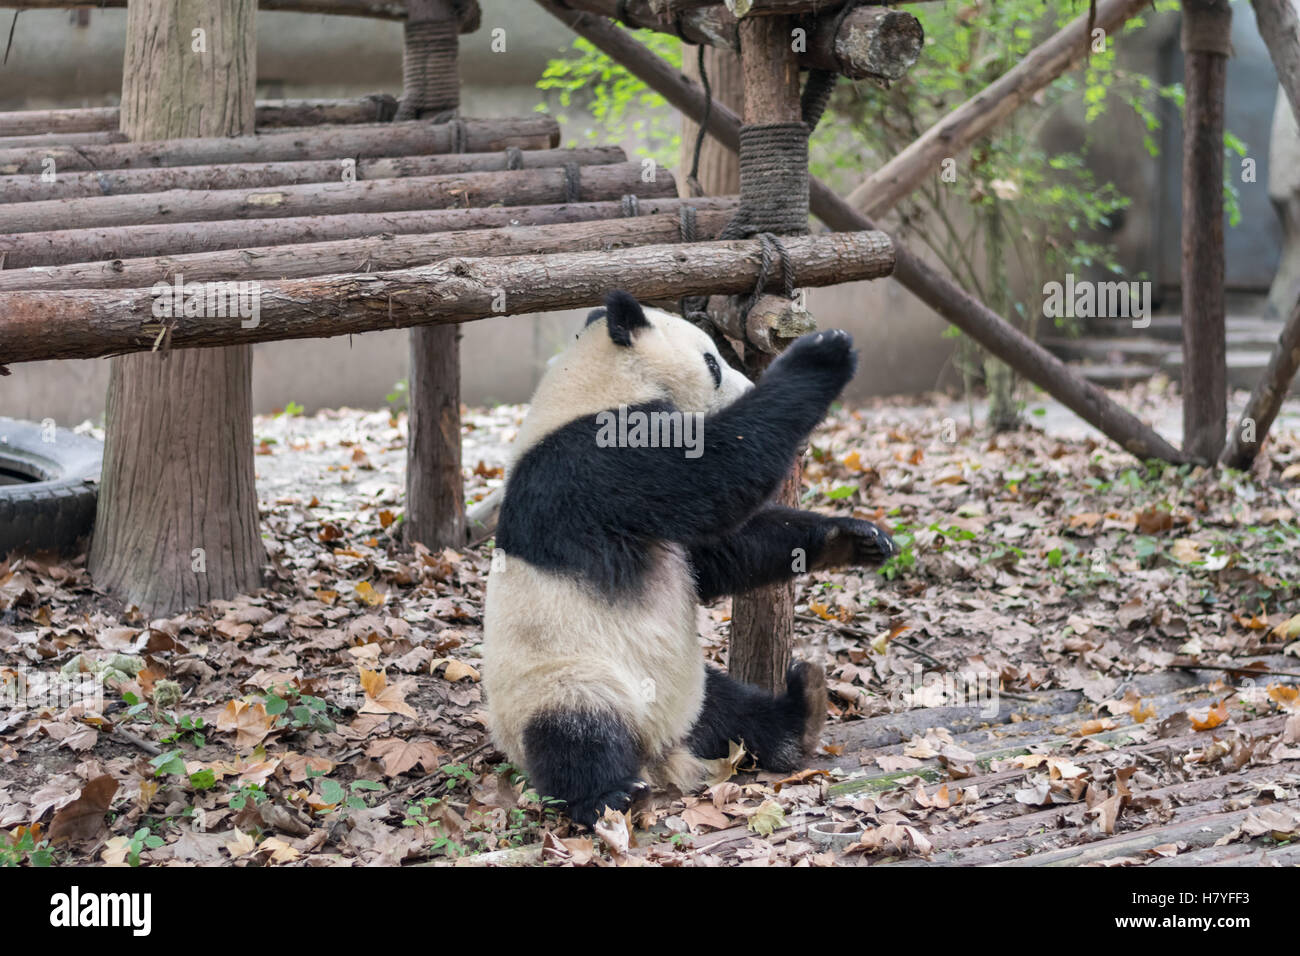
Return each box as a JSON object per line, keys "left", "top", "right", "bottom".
{"left": 728, "top": 14, "right": 804, "bottom": 694}
{"left": 88, "top": 0, "right": 264, "bottom": 615}
{"left": 1179, "top": 0, "right": 1231, "bottom": 463}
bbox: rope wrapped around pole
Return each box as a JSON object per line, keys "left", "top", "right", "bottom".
{"left": 396, "top": 15, "right": 461, "bottom": 119}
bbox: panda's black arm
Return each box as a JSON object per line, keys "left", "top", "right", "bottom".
{"left": 688, "top": 507, "right": 895, "bottom": 602}
{"left": 611, "top": 330, "right": 860, "bottom": 541}
{"left": 497, "top": 331, "right": 860, "bottom": 593}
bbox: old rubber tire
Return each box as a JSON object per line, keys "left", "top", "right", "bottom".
{"left": 0, "top": 418, "right": 102, "bottom": 558}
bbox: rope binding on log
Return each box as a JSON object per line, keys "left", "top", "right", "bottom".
{"left": 396, "top": 14, "right": 460, "bottom": 121}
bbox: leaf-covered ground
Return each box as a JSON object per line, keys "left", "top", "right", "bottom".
{"left": 2, "top": 384, "right": 1299, "bottom": 867}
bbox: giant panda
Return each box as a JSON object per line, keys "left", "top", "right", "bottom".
{"left": 482, "top": 290, "right": 894, "bottom": 827}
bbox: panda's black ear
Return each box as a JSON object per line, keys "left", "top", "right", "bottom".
{"left": 584, "top": 307, "right": 607, "bottom": 328}
{"left": 602, "top": 290, "right": 651, "bottom": 348}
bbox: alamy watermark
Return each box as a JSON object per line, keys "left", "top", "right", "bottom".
{"left": 1042, "top": 273, "right": 1151, "bottom": 329}
{"left": 2, "top": 666, "right": 104, "bottom": 713}
{"left": 890, "top": 664, "right": 999, "bottom": 719}
{"left": 595, "top": 404, "right": 705, "bottom": 459}
{"left": 149, "top": 273, "right": 261, "bottom": 329}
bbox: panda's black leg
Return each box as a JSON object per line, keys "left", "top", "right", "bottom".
{"left": 522, "top": 710, "right": 648, "bottom": 828}
{"left": 685, "top": 662, "right": 827, "bottom": 772}
{"left": 689, "top": 507, "right": 895, "bottom": 602}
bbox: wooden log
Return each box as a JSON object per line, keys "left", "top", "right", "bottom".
{"left": 846, "top": 0, "right": 1153, "bottom": 218}
{"left": 724, "top": 14, "right": 805, "bottom": 696}
{"left": 0, "top": 116, "right": 561, "bottom": 175}
{"left": 541, "top": 0, "right": 1189, "bottom": 464}
{"left": 0, "top": 162, "right": 674, "bottom": 233}
{"left": 0, "top": 0, "right": 481, "bottom": 24}
{"left": 0, "top": 130, "right": 125, "bottom": 149}
{"left": 0, "top": 194, "right": 732, "bottom": 271}
{"left": 704, "top": 292, "right": 819, "bottom": 353}
{"left": 0, "top": 231, "right": 896, "bottom": 365}
{"left": 1179, "top": 0, "right": 1232, "bottom": 464}
{"left": 0, "top": 96, "right": 400, "bottom": 139}
{"left": 1253, "top": 0, "right": 1300, "bottom": 124}
{"left": 1221, "top": 296, "right": 1300, "bottom": 469}
{"left": 0, "top": 146, "right": 626, "bottom": 203}
{"left": 550, "top": 0, "right": 921, "bottom": 81}
{"left": 0, "top": 209, "right": 734, "bottom": 292}
{"left": 652, "top": 0, "right": 920, "bottom": 13}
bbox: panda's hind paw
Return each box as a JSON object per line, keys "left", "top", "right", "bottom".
{"left": 570, "top": 779, "right": 651, "bottom": 829}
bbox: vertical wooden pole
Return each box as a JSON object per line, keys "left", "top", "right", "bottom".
{"left": 403, "top": 0, "right": 466, "bottom": 549}
{"left": 728, "top": 15, "right": 804, "bottom": 693}
{"left": 89, "top": 0, "right": 263, "bottom": 614}
{"left": 1179, "top": 0, "right": 1231, "bottom": 463}
{"left": 680, "top": 44, "right": 743, "bottom": 195}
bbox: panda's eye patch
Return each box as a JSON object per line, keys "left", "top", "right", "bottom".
{"left": 703, "top": 352, "right": 722, "bottom": 388}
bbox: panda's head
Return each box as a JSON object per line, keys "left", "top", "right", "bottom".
{"left": 513, "top": 290, "right": 752, "bottom": 456}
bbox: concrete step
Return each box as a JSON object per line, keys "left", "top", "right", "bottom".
{"left": 1161, "top": 350, "right": 1300, "bottom": 393}
{"left": 1077, "top": 363, "right": 1160, "bottom": 389}
{"left": 1079, "top": 315, "right": 1282, "bottom": 342}
{"left": 1042, "top": 336, "right": 1177, "bottom": 364}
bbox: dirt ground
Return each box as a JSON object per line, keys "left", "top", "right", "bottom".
{"left": 2, "top": 381, "right": 1299, "bottom": 867}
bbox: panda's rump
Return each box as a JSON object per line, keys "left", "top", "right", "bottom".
{"left": 482, "top": 545, "right": 703, "bottom": 769}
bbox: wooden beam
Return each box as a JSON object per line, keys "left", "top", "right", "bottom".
{"left": 0, "top": 0, "right": 481, "bottom": 25}
{"left": 0, "top": 231, "right": 897, "bottom": 365}
{"left": 847, "top": 0, "right": 1153, "bottom": 218}
{"left": 0, "top": 209, "right": 736, "bottom": 292}
{"left": 0, "top": 162, "right": 674, "bottom": 233}
{"left": 1218, "top": 0, "right": 1300, "bottom": 468}
{"left": 538, "top": 0, "right": 1188, "bottom": 463}
{"left": 1252, "top": 0, "right": 1300, "bottom": 124}
{"left": 0, "top": 96, "right": 399, "bottom": 138}
{"left": 1221, "top": 296, "right": 1300, "bottom": 469}
{"left": 652, "top": 0, "right": 918, "bottom": 13}
{"left": 1179, "top": 0, "right": 1232, "bottom": 463}
{"left": 548, "top": 0, "right": 921, "bottom": 81}
{"left": 0, "top": 146, "right": 626, "bottom": 203}
{"left": 0, "top": 116, "right": 560, "bottom": 175}
{"left": 0, "top": 195, "right": 736, "bottom": 268}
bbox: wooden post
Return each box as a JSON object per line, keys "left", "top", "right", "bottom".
{"left": 87, "top": 0, "right": 264, "bottom": 614}
{"left": 726, "top": 14, "right": 803, "bottom": 694}
{"left": 1179, "top": 0, "right": 1232, "bottom": 463}
{"left": 680, "top": 45, "right": 743, "bottom": 196}
{"left": 401, "top": 0, "right": 466, "bottom": 550}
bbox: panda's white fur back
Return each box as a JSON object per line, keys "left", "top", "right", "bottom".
{"left": 483, "top": 305, "right": 747, "bottom": 787}
{"left": 483, "top": 545, "right": 703, "bottom": 786}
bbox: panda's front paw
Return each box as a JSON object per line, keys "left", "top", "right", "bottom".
{"left": 817, "top": 517, "right": 896, "bottom": 569}
{"left": 771, "top": 329, "right": 857, "bottom": 380}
